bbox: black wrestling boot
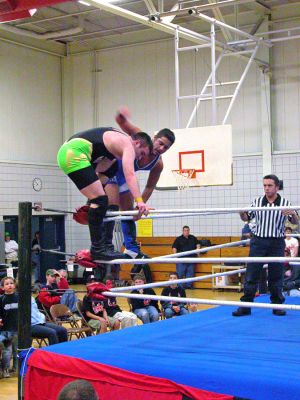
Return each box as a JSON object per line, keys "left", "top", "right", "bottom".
{"left": 272, "top": 309, "right": 286, "bottom": 316}
{"left": 103, "top": 204, "right": 119, "bottom": 251}
{"left": 232, "top": 307, "right": 251, "bottom": 317}
{"left": 88, "top": 198, "right": 125, "bottom": 261}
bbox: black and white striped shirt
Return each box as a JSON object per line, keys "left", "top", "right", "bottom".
{"left": 249, "top": 195, "right": 291, "bottom": 238}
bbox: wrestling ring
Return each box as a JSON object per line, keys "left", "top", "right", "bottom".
{"left": 20, "top": 204, "right": 300, "bottom": 400}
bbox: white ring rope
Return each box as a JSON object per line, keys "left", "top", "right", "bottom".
{"left": 102, "top": 291, "right": 300, "bottom": 311}
{"left": 111, "top": 267, "right": 246, "bottom": 292}
{"left": 101, "top": 256, "right": 300, "bottom": 264}
{"left": 106, "top": 205, "right": 300, "bottom": 216}
{"left": 152, "top": 239, "right": 250, "bottom": 260}
{"left": 104, "top": 212, "right": 219, "bottom": 222}
{"left": 111, "top": 264, "right": 269, "bottom": 293}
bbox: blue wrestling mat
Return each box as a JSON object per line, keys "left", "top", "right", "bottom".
{"left": 26, "top": 296, "right": 300, "bottom": 400}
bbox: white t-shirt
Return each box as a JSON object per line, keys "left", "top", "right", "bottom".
{"left": 5, "top": 240, "right": 18, "bottom": 259}
{"left": 285, "top": 237, "right": 299, "bottom": 257}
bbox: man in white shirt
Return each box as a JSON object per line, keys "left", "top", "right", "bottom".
{"left": 285, "top": 227, "right": 299, "bottom": 257}
{"left": 4, "top": 232, "right": 18, "bottom": 263}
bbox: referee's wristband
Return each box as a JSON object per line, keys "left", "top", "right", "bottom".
{"left": 135, "top": 197, "right": 143, "bottom": 203}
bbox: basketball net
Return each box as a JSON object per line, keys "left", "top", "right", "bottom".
{"left": 171, "top": 169, "right": 198, "bottom": 191}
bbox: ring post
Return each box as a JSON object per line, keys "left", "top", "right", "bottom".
{"left": 18, "top": 202, "right": 32, "bottom": 400}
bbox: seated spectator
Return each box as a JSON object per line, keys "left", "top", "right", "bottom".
{"left": 31, "top": 296, "right": 68, "bottom": 345}
{"left": 160, "top": 272, "right": 189, "bottom": 319}
{"left": 57, "top": 269, "right": 70, "bottom": 290}
{"left": 0, "top": 276, "right": 18, "bottom": 378}
{"left": 57, "top": 379, "right": 99, "bottom": 400}
{"left": 103, "top": 277, "right": 137, "bottom": 329}
{"left": 130, "top": 274, "right": 159, "bottom": 324}
{"left": 81, "top": 282, "right": 111, "bottom": 333}
{"left": 37, "top": 269, "right": 78, "bottom": 313}
{"left": 285, "top": 227, "right": 299, "bottom": 257}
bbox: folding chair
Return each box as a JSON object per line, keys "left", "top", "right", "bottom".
{"left": 50, "top": 304, "right": 91, "bottom": 340}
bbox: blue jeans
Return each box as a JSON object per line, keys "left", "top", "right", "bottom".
{"left": 241, "top": 236, "right": 285, "bottom": 304}
{"left": 176, "top": 263, "right": 195, "bottom": 288}
{"left": 31, "top": 323, "right": 68, "bottom": 345}
{"left": 134, "top": 306, "right": 159, "bottom": 324}
{"left": 0, "top": 331, "right": 17, "bottom": 370}
{"left": 60, "top": 290, "right": 78, "bottom": 313}
{"left": 164, "top": 306, "right": 189, "bottom": 319}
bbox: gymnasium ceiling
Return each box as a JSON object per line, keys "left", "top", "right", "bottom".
{"left": 0, "top": 0, "right": 299, "bottom": 54}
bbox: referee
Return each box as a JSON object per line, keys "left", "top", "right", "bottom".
{"left": 232, "top": 174, "right": 299, "bottom": 317}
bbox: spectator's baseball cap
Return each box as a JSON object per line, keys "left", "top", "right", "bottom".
{"left": 5, "top": 232, "right": 10, "bottom": 237}
{"left": 46, "top": 269, "right": 59, "bottom": 277}
{"left": 86, "top": 275, "right": 96, "bottom": 283}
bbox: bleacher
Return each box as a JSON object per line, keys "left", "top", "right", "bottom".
{"left": 120, "top": 236, "right": 250, "bottom": 289}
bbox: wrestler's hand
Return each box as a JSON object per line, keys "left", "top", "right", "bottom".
{"left": 136, "top": 201, "right": 152, "bottom": 218}
{"left": 116, "top": 106, "right": 131, "bottom": 124}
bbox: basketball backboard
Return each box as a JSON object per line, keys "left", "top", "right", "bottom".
{"left": 156, "top": 125, "right": 232, "bottom": 190}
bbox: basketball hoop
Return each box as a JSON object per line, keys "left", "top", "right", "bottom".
{"left": 171, "top": 169, "right": 198, "bottom": 191}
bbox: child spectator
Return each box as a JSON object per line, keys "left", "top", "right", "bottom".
{"left": 130, "top": 274, "right": 159, "bottom": 324}
{"left": 0, "top": 277, "right": 18, "bottom": 378}
{"left": 160, "top": 272, "right": 189, "bottom": 319}
{"left": 103, "top": 277, "right": 137, "bottom": 329}
{"left": 82, "top": 280, "right": 115, "bottom": 333}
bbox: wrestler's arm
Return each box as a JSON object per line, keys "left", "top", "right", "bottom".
{"left": 115, "top": 106, "right": 141, "bottom": 136}
{"left": 142, "top": 159, "right": 163, "bottom": 202}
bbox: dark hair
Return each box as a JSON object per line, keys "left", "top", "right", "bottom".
{"left": 154, "top": 128, "right": 175, "bottom": 145}
{"left": 132, "top": 132, "right": 153, "bottom": 153}
{"left": 263, "top": 174, "right": 280, "bottom": 187}
{"left": 183, "top": 226, "right": 190, "bottom": 230}
{"left": 57, "top": 380, "right": 99, "bottom": 400}
{"left": 169, "top": 272, "right": 178, "bottom": 278}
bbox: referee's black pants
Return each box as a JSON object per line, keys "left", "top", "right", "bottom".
{"left": 240, "top": 236, "right": 285, "bottom": 304}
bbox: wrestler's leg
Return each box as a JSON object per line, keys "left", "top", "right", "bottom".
{"left": 104, "top": 182, "right": 120, "bottom": 250}
{"left": 119, "top": 192, "right": 141, "bottom": 258}
{"left": 57, "top": 141, "right": 123, "bottom": 261}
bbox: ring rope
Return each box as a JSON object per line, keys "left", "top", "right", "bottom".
{"left": 101, "top": 291, "right": 300, "bottom": 311}
{"left": 105, "top": 205, "right": 300, "bottom": 216}
{"left": 101, "top": 256, "right": 300, "bottom": 264}
{"left": 111, "top": 264, "right": 270, "bottom": 293}
{"left": 152, "top": 239, "right": 250, "bottom": 260}
{"left": 34, "top": 205, "right": 300, "bottom": 217}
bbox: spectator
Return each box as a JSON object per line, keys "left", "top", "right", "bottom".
{"left": 130, "top": 274, "right": 159, "bottom": 324}
{"left": 0, "top": 276, "right": 18, "bottom": 378}
{"left": 160, "top": 272, "right": 189, "bottom": 319}
{"left": 31, "top": 231, "right": 41, "bottom": 283}
{"left": 37, "top": 269, "right": 78, "bottom": 313}
{"left": 81, "top": 294, "right": 110, "bottom": 334}
{"left": 57, "top": 379, "right": 99, "bottom": 400}
{"left": 31, "top": 296, "right": 68, "bottom": 345}
{"left": 103, "top": 277, "right": 137, "bottom": 328}
{"left": 233, "top": 174, "right": 299, "bottom": 317}
{"left": 4, "top": 233, "right": 18, "bottom": 265}
{"left": 172, "top": 226, "right": 200, "bottom": 289}
{"left": 285, "top": 227, "right": 299, "bottom": 257}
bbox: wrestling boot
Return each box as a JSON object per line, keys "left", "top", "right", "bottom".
{"left": 103, "top": 204, "right": 119, "bottom": 251}
{"left": 88, "top": 196, "right": 125, "bottom": 261}
{"left": 232, "top": 307, "right": 251, "bottom": 317}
